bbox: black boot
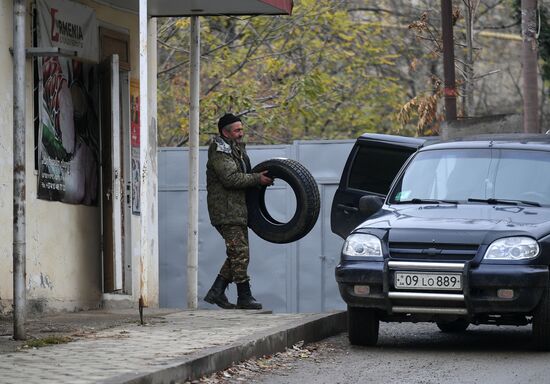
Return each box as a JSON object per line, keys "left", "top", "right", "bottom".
{"left": 204, "top": 275, "right": 236, "bottom": 309}
{"left": 236, "top": 281, "right": 262, "bottom": 310}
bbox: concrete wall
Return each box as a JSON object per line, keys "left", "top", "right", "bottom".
{"left": 0, "top": 0, "right": 145, "bottom": 314}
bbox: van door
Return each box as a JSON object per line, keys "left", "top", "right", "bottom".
{"left": 330, "top": 134, "right": 428, "bottom": 239}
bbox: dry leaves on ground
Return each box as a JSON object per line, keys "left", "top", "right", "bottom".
{"left": 182, "top": 339, "right": 340, "bottom": 384}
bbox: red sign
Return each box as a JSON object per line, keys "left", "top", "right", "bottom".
{"left": 130, "top": 80, "right": 140, "bottom": 147}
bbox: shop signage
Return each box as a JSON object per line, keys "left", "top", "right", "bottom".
{"left": 37, "top": 0, "right": 98, "bottom": 62}
{"left": 36, "top": 0, "right": 100, "bottom": 205}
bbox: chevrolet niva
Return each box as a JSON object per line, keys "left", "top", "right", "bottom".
{"left": 331, "top": 133, "right": 550, "bottom": 350}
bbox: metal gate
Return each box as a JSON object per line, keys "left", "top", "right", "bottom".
{"left": 158, "top": 140, "right": 354, "bottom": 313}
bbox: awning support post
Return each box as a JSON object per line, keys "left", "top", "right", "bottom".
{"left": 187, "top": 15, "right": 200, "bottom": 310}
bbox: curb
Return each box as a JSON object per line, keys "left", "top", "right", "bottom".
{"left": 103, "top": 311, "right": 347, "bottom": 384}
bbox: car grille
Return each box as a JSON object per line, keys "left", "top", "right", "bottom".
{"left": 388, "top": 242, "right": 479, "bottom": 262}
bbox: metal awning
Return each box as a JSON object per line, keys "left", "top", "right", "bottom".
{"left": 102, "top": 0, "right": 293, "bottom": 17}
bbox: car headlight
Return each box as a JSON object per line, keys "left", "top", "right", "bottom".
{"left": 342, "top": 234, "right": 382, "bottom": 258}
{"left": 483, "top": 236, "right": 539, "bottom": 261}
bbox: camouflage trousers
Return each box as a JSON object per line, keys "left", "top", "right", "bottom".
{"left": 215, "top": 224, "right": 250, "bottom": 284}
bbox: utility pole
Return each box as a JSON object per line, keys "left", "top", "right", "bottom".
{"left": 441, "top": 0, "right": 457, "bottom": 121}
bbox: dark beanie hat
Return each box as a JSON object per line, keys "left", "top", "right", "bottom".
{"left": 217, "top": 113, "right": 242, "bottom": 132}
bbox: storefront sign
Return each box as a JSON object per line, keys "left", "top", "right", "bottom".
{"left": 36, "top": 0, "right": 100, "bottom": 205}
{"left": 37, "top": 0, "right": 98, "bottom": 62}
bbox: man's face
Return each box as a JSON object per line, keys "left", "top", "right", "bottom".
{"left": 222, "top": 121, "right": 244, "bottom": 142}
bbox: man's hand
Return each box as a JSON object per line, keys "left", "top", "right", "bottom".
{"left": 259, "top": 170, "right": 274, "bottom": 186}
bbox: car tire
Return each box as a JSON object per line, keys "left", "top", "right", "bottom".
{"left": 436, "top": 319, "right": 469, "bottom": 333}
{"left": 532, "top": 284, "right": 550, "bottom": 351}
{"left": 247, "top": 158, "right": 320, "bottom": 244}
{"left": 347, "top": 306, "right": 379, "bottom": 346}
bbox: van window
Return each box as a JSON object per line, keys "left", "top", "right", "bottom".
{"left": 348, "top": 145, "right": 413, "bottom": 195}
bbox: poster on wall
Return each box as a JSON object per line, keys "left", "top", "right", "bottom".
{"left": 36, "top": 0, "right": 98, "bottom": 61}
{"left": 130, "top": 80, "right": 141, "bottom": 215}
{"left": 36, "top": 0, "right": 100, "bottom": 205}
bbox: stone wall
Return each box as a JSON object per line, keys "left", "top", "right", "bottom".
{"left": 440, "top": 114, "right": 523, "bottom": 140}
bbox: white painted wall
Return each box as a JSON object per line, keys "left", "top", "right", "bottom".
{"left": 0, "top": 0, "right": 157, "bottom": 314}
{"left": 0, "top": 0, "right": 16, "bottom": 314}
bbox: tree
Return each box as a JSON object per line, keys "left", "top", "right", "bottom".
{"left": 513, "top": 0, "right": 550, "bottom": 130}
{"left": 156, "top": 0, "right": 408, "bottom": 146}
{"left": 521, "top": 0, "right": 540, "bottom": 133}
{"left": 157, "top": 0, "right": 543, "bottom": 143}
{"left": 462, "top": 0, "right": 480, "bottom": 116}
{"left": 396, "top": 0, "right": 536, "bottom": 131}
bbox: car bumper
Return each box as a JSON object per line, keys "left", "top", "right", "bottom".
{"left": 335, "top": 260, "right": 549, "bottom": 315}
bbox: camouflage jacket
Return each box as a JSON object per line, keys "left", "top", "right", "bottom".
{"left": 206, "top": 136, "right": 261, "bottom": 226}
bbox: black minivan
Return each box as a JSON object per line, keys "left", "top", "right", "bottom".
{"left": 331, "top": 133, "right": 550, "bottom": 350}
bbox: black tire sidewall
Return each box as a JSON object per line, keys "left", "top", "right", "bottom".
{"left": 247, "top": 159, "right": 320, "bottom": 244}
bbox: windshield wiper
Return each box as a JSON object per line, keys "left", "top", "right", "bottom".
{"left": 467, "top": 198, "right": 541, "bottom": 207}
{"left": 395, "top": 198, "right": 459, "bottom": 205}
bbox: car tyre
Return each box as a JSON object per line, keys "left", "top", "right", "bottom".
{"left": 247, "top": 158, "right": 320, "bottom": 244}
{"left": 436, "top": 319, "right": 469, "bottom": 333}
{"left": 348, "top": 306, "right": 379, "bottom": 346}
{"left": 532, "top": 284, "right": 550, "bottom": 351}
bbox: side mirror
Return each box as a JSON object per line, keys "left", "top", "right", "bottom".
{"left": 358, "top": 195, "right": 384, "bottom": 217}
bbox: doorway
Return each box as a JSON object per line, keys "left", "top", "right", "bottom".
{"left": 100, "top": 28, "right": 133, "bottom": 294}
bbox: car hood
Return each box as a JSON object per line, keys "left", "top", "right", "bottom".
{"left": 356, "top": 204, "right": 550, "bottom": 244}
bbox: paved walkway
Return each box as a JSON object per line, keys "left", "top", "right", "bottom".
{"left": 0, "top": 309, "right": 346, "bottom": 384}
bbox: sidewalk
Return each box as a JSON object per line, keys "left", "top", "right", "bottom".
{"left": 0, "top": 308, "right": 346, "bottom": 384}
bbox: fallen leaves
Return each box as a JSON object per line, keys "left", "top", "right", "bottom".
{"left": 182, "top": 340, "right": 336, "bottom": 384}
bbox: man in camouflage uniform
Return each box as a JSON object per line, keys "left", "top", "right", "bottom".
{"left": 204, "top": 113, "right": 273, "bottom": 310}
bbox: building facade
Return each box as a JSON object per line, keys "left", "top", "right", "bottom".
{"left": 1, "top": 0, "right": 158, "bottom": 314}
{"left": 1, "top": 0, "right": 292, "bottom": 317}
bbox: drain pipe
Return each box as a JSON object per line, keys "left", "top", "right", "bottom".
{"left": 13, "top": 0, "right": 27, "bottom": 340}
{"left": 187, "top": 15, "right": 200, "bottom": 310}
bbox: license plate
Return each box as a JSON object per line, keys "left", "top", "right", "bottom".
{"left": 394, "top": 271, "right": 462, "bottom": 291}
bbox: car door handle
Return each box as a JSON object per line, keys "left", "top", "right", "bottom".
{"left": 337, "top": 204, "right": 358, "bottom": 213}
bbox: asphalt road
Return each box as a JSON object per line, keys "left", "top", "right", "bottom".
{"left": 198, "top": 322, "right": 550, "bottom": 384}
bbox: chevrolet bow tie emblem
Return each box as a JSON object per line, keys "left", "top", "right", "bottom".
{"left": 422, "top": 247, "right": 442, "bottom": 255}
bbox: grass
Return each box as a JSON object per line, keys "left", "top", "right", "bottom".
{"left": 23, "top": 335, "right": 72, "bottom": 348}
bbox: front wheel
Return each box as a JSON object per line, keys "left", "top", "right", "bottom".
{"left": 533, "top": 285, "right": 550, "bottom": 351}
{"left": 348, "top": 306, "right": 379, "bottom": 346}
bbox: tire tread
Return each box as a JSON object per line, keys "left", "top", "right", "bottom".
{"left": 348, "top": 307, "right": 379, "bottom": 346}
{"left": 248, "top": 158, "right": 320, "bottom": 244}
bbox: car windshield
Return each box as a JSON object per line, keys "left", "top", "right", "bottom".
{"left": 388, "top": 148, "right": 550, "bottom": 206}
